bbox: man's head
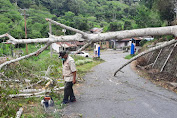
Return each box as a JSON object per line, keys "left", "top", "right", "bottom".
{"left": 59, "top": 51, "right": 68, "bottom": 60}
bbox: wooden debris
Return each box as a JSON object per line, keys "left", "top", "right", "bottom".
{"left": 152, "top": 48, "right": 163, "bottom": 68}
{"left": 16, "top": 107, "right": 23, "bottom": 118}
{"left": 136, "top": 63, "right": 153, "bottom": 70}
{"left": 147, "top": 52, "right": 154, "bottom": 64}
{"left": 169, "top": 82, "right": 177, "bottom": 88}
{"left": 10, "top": 87, "right": 64, "bottom": 98}
{"left": 160, "top": 43, "right": 177, "bottom": 72}
{"left": 25, "top": 80, "right": 43, "bottom": 89}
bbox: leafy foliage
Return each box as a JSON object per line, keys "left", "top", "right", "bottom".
{"left": 0, "top": 0, "right": 169, "bottom": 40}
{"left": 139, "top": 39, "right": 148, "bottom": 47}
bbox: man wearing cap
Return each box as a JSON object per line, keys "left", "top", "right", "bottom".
{"left": 59, "top": 51, "right": 77, "bottom": 104}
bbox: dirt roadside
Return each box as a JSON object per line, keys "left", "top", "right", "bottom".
{"left": 131, "top": 60, "right": 177, "bottom": 94}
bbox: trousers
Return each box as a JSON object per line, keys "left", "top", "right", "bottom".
{"left": 63, "top": 82, "right": 75, "bottom": 102}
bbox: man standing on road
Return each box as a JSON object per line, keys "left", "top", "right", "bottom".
{"left": 59, "top": 51, "right": 77, "bottom": 104}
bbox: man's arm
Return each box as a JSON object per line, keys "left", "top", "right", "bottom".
{"left": 72, "top": 71, "right": 77, "bottom": 84}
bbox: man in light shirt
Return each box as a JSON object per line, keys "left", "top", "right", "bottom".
{"left": 59, "top": 51, "right": 77, "bottom": 104}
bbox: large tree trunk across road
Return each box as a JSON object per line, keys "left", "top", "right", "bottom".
{"left": 1, "top": 19, "right": 177, "bottom": 75}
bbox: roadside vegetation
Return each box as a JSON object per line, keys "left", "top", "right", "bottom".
{"left": 124, "top": 54, "right": 136, "bottom": 59}
{"left": 0, "top": 44, "right": 104, "bottom": 117}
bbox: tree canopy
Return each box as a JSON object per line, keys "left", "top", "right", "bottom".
{"left": 0, "top": 0, "right": 175, "bottom": 39}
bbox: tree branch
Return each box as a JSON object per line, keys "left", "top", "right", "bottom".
{"left": 0, "top": 34, "right": 7, "bottom": 38}
{"left": 46, "top": 18, "right": 88, "bottom": 38}
{"left": 75, "top": 41, "right": 93, "bottom": 54}
{"left": 5, "top": 33, "right": 85, "bottom": 44}
{"left": 0, "top": 42, "right": 52, "bottom": 70}
{"left": 9, "top": 87, "right": 64, "bottom": 98}
{"left": 114, "top": 39, "right": 177, "bottom": 76}
{"left": 16, "top": 107, "right": 23, "bottom": 118}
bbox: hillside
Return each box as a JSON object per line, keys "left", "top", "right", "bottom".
{"left": 0, "top": 0, "right": 167, "bottom": 40}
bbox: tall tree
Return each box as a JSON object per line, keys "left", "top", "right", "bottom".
{"left": 153, "top": 0, "right": 175, "bottom": 24}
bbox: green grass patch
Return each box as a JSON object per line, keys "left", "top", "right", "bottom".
{"left": 77, "top": 59, "right": 104, "bottom": 77}
{"left": 124, "top": 54, "right": 136, "bottom": 59}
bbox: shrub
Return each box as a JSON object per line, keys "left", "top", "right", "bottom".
{"left": 75, "top": 59, "right": 93, "bottom": 66}
{"left": 139, "top": 39, "right": 148, "bottom": 47}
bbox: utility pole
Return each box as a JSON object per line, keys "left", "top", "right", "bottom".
{"left": 15, "top": 0, "right": 18, "bottom": 6}
{"left": 24, "top": 9, "right": 28, "bottom": 54}
{"left": 19, "top": 9, "right": 29, "bottom": 54}
{"left": 49, "top": 22, "right": 52, "bottom": 57}
{"left": 174, "top": 0, "right": 177, "bottom": 19}
{"left": 62, "top": 29, "right": 66, "bottom": 51}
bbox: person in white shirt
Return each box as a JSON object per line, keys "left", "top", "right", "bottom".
{"left": 59, "top": 51, "right": 77, "bottom": 104}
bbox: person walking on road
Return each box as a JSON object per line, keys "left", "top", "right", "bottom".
{"left": 59, "top": 51, "right": 77, "bottom": 104}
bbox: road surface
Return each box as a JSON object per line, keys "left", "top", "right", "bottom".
{"left": 62, "top": 50, "right": 177, "bottom": 118}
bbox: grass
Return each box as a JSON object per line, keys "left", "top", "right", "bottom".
{"left": 124, "top": 54, "right": 136, "bottom": 59}
{"left": 0, "top": 44, "right": 104, "bottom": 117}
{"left": 77, "top": 59, "right": 104, "bottom": 77}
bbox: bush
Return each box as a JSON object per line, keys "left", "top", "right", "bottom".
{"left": 139, "top": 39, "right": 148, "bottom": 47}
{"left": 75, "top": 59, "right": 93, "bottom": 66}
{"left": 0, "top": 87, "right": 19, "bottom": 117}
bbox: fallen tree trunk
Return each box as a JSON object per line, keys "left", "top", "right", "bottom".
{"left": 19, "top": 87, "right": 64, "bottom": 93}
{"left": 10, "top": 87, "right": 64, "bottom": 98}
{"left": 0, "top": 42, "right": 52, "bottom": 70}
{"left": 114, "top": 39, "right": 177, "bottom": 76}
{"left": 4, "top": 25, "right": 177, "bottom": 44}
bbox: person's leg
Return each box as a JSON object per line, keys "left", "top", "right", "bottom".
{"left": 63, "top": 82, "right": 70, "bottom": 104}
{"left": 69, "top": 82, "right": 76, "bottom": 102}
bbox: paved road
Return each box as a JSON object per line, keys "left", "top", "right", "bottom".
{"left": 63, "top": 50, "right": 177, "bottom": 118}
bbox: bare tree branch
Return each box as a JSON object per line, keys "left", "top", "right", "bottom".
{"left": 0, "top": 34, "right": 7, "bottom": 38}
{"left": 16, "top": 107, "right": 23, "bottom": 118}
{"left": 9, "top": 87, "right": 64, "bottom": 98}
{"left": 46, "top": 18, "right": 88, "bottom": 38}
{"left": 0, "top": 42, "right": 52, "bottom": 70}
{"left": 114, "top": 39, "right": 177, "bottom": 76}
{"left": 75, "top": 41, "right": 93, "bottom": 54}
{"left": 160, "top": 43, "right": 177, "bottom": 72}
{"left": 5, "top": 33, "right": 85, "bottom": 44}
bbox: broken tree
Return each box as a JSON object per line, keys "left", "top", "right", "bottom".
{"left": 1, "top": 19, "right": 177, "bottom": 76}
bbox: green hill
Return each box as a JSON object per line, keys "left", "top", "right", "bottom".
{"left": 0, "top": 0, "right": 169, "bottom": 39}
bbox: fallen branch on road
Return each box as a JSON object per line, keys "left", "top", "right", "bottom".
{"left": 114, "top": 39, "right": 177, "bottom": 76}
